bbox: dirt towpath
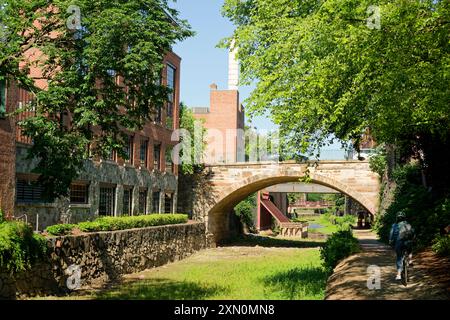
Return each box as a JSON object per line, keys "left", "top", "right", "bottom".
{"left": 325, "top": 229, "right": 450, "bottom": 300}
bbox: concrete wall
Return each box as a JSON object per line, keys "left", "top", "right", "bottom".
{"left": 0, "top": 222, "right": 209, "bottom": 299}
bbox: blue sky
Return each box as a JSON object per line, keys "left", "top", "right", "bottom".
{"left": 171, "top": 0, "right": 274, "bottom": 130}
{"left": 170, "top": 1, "right": 347, "bottom": 157}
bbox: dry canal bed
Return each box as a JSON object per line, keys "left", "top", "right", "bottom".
{"left": 34, "top": 236, "right": 327, "bottom": 300}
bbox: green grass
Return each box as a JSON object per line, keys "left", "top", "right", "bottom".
{"left": 97, "top": 248, "right": 325, "bottom": 300}
{"left": 294, "top": 214, "right": 356, "bottom": 235}
{"left": 294, "top": 215, "right": 338, "bottom": 235}
{"left": 45, "top": 236, "right": 327, "bottom": 300}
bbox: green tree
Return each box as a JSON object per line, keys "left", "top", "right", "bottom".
{"left": 178, "top": 102, "right": 207, "bottom": 174}
{"left": 234, "top": 193, "right": 257, "bottom": 232}
{"left": 369, "top": 144, "right": 388, "bottom": 177}
{"left": 221, "top": 0, "right": 450, "bottom": 190}
{"left": 0, "top": 0, "right": 193, "bottom": 200}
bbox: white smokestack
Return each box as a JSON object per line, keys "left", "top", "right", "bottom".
{"left": 228, "top": 40, "right": 239, "bottom": 90}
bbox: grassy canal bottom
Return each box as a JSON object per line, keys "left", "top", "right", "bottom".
{"left": 37, "top": 236, "right": 327, "bottom": 300}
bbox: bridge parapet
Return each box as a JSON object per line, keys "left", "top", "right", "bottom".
{"left": 193, "top": 160, "right": 380, "bottom": 243}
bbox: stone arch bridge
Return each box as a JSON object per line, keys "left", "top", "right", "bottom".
{"left": 192, "top": 161, "right": 380, "bottom": 243}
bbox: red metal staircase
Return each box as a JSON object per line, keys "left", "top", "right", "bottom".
{"left": 260, "top": 198, "right": 290, "bottom": 223}
{"left": 260, "top": 193, "right": 308, "bottom": 238}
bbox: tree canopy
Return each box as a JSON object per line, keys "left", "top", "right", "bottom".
{"left": 221, "top": 0, "right": 449, "bottom": 156}
{"left": 0, "top": 0, "right": 193, "bottom": 199}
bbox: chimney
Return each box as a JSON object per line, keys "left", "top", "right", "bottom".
{"left": 228, "top": 40, "right": 239, "bottom": 90}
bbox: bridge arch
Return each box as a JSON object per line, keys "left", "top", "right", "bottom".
{"left": 192, "top": 161, "right": 380, "bottom": 243}
{"left": 202, "top": 164, "right": 378, "bottom": 243}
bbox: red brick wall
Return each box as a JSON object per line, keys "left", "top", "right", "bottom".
{"left": 193, "top": 87, "right": 245, "bottom": 163}
{"left": 120, "top": 52, "right": 181, "bottom": 175}
{"left": 12, "top": 51, "right": 181, "bottom": 176}
{"left": 0, "top": 51, "right": 180, "bottom": 219}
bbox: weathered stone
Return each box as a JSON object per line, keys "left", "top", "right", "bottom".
{"left": 191, "top": 161, "right": 380, "bottom": 243}
{"left": 0, "top": 222, "right": 209, "bottom": 299}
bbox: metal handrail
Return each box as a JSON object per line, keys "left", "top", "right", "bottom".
{"left": 13, "top": 214, "right": 28, "bottom": 224}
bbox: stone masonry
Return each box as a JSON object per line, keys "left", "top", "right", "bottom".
{"left": 192, "top": 161, "right": 380, "bottom": 243}
{"left": 0, "top": 222, "right": 209, "bottom": 299}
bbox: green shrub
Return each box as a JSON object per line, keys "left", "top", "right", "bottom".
{"left": 432, "top": 234, "right": 450, "bottom": 257}
{"left": 320, "top": 230, "right": 360, "bottom": 274}
{"left": 369, "top": 145, "right": 387, "bottom": 177}
{"left": 234, "top": 193, "right": 257, "bottom": 233}
{"left": 324, "top": 213, "right": 356, "bottom": 228}
{"left": 46, "top": 214, "right": 189, "bottom": 235}
{"left": 0, "top": 220, "right": 47, "bottom": 273}
{"left": 336, "top": 223, "right": 353, "bottom": 232}
{"left": 340, "top": 215, "right": 357, "bottom": 225}
{"left": 45, "top": 224, "right": 76, "bottom": 236}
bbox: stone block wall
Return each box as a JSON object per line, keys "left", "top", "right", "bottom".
{"left": 0, "top": 222, "right": 208, "bottom": 299}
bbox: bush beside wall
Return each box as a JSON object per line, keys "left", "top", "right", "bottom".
{"left": 320, "top": 230, "right": 360, "bottom": 274}
{"left": 0, "top": 220, "right": 47, "bottom": 273}
{"left": 0, "top": 222, "right": 208, "bottom": 299}
{"left": 45, "top": 214, "right": 189, "bottom": 236}
{"left": 432, "top": 234, "right": 450, "bottom": 257}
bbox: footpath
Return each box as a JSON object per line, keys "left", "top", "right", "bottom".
{"left": 325, "top": 229, "right": 450, "bottom": 300}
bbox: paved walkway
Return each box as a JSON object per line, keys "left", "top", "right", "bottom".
{"left": 325, "top": 229, "right": 450, "bottom": 300}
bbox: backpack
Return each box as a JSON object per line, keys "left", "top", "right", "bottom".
{"left": 398, "top": 221, "right": 413, "bottom": 241}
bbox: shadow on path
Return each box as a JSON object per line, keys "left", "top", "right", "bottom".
{"left": 325, "top": 230, "right": 450, "bottom": 300}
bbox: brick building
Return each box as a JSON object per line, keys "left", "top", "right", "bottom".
{"left": 0, "top": 51, "right": 182, "bottom": 230}
{"left": 192, "top": 47, "right": 245, "bottom": 164}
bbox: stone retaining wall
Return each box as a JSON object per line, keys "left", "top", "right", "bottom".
{"left": 0, "top": 222, "right": 208, "bottom": 299}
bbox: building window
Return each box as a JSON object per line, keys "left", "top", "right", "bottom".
{"left": 0, "top": 78, "right": 6, "bottom": 117}
{"left": 152, "top": 191, "right": 160, "bottom": 213}
{"left": 139, "top": 189, "right": 148, "bottom": 215}
{"left": 155, "top": 105, "right": 162, "bottom": 123}
{"left": 105, "top": 149, "right": 116, "bottom": 162}
{"left": 16, "top": 179, "right": 44, "bottom": 203}
{"left": 123, "top": 187, "right": 133, "bottom": 216}
{"left": 165, "top": 145, "right": 173, "bottom": 174}
{"left": 70, "top": 183, "right": 89, "bottom": 204}
{"left": 99, "top": 186, "right": 115, "bottom": 216}
{"left": 140, "top": 139, "right": 148, "bottom": 167}
{"left": 107, "top": 69, "right": 116, "bottom": 77}
{"left": 164, "top": 193, "right": 173, "bottom": 214}
{"left": 124, "top": 135, "right": 134, "bottom": 164}
{"left": 166, "top": 64, "right": 176, "bottom": 128}
{"left": 154, "top": 143, "right": 161, "bottom": 171}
